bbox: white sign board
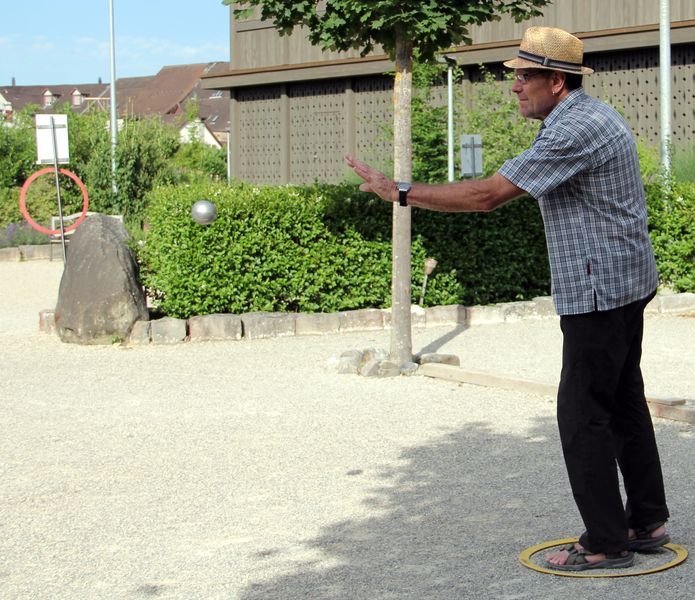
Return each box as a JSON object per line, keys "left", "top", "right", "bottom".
{"left": 460, "top": 134, "right": 483, "bottom": 178}
{"left": 35, "top": 114, "right": 70, "bottom": 164}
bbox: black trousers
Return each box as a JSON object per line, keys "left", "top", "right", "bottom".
{"left": 557, "top": 290, "right": 669, "bottom": 554}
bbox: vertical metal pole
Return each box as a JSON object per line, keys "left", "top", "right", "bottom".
{"left": 226, "top": 128, "right": 232, "bottom": 184}
{"left": 447, "top": 64, "right": 454, "bottom": 182}
{"left": 109, "top": 0, "right": 118, "bottom": 196}
{"left": 50, "top": 117, "right": 67, "bottom": 263}
{"left": 659, "top": 0, "right": 672, "bottom": 177}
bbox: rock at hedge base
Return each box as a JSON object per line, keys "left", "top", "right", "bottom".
{"left": 55, "top": 214, "right": 148, "bottom": 344}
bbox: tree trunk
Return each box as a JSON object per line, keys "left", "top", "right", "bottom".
{"left": 390, "top": 32, "right": 413, "bottom": 366}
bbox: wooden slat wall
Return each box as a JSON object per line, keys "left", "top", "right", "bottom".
{"left": 230, "top": 0, "right": 695, "bottom": 70}
{"left": 471, "top": 0, "right": 694, "bottom": 43}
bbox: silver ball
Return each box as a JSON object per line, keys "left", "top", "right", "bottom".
{"left": 191, "top": 199, "right": 217, "bottom": 225}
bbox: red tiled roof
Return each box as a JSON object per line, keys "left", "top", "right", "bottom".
{"left": 1, "top": 63, "right": 229, "bottom": 136}
{"left": 126, "top": 63, "right": 210, "bottom": 115}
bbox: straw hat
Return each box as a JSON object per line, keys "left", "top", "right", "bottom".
{"left": 504, "top": 26, "right": 594, "bottom": 75}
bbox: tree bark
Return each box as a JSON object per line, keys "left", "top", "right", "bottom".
{"left": 390, "top": 32, "right": 413, "bottom": 366}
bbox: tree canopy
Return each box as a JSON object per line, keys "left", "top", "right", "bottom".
{"left": 224, "top": 0, "right": 551, "bottom": 61}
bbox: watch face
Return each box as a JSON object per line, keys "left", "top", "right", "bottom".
{"left": 397, "top": 182, "right": 411, "bottom": 192}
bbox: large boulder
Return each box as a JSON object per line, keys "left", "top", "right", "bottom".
{"left": 55, "top": 214, "right": 148, "bottom": 344}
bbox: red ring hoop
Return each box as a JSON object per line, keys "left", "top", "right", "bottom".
{"left": 19, "top": 167, "right": 90, "bottom": 235}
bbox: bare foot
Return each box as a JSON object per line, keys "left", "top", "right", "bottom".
{"left": 545, "top": 543, "right": 607, "bottom": 566}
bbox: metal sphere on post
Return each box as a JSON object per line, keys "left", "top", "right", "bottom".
{"left": 191, "top": 199, "right": 217, "bottom": 225}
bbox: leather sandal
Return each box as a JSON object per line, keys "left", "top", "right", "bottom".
{"left": 627, "top": 521, "right": 670, "bottom": 552}
{"left": 546, "top": 544, "right": 635, "bottom": 572}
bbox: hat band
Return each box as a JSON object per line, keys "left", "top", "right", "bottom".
{"left": 518, "top": 50, "right": 584, "bottom": 72}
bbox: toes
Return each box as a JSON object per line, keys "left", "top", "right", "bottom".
{"left": 545, "top": 550, "right": 570, "bottom": 565}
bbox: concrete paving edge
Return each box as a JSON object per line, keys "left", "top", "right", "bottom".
{"left": 38, "top": 291, "right": 695, "bottom": 345}
{"left": 419, "top": 363, "right": 695, "bottom": 426}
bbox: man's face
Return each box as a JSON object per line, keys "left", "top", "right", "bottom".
{"left": 511, "top": 69, "right": 557, "bottom": 120}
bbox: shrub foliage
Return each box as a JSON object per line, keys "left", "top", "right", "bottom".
{"left": 138, "top": 181, "right": 550, "bottom": 318}
{"left": 646, "top": 180, "right": 695, "bottom": 292}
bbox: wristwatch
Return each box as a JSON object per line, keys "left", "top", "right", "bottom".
{"left": 396, "top": 181, "right": 412, "bottom": 207}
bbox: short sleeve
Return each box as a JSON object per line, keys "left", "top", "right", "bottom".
{"left": 499, "top": 126, "right": 598, "bottom": 199}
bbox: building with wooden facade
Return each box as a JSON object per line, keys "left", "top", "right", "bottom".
{"left": 202, "top": 1, "right": 695, "bottom": 184}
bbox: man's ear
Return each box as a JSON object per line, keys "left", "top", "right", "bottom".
{"left": 552, "top": 71, "right": 567, "bottom": 94}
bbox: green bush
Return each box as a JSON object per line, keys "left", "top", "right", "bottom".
{"left": 673, "top": 143, "right": 695, "bottom": 183}
{"left": 0, "top": 108, "right": 36, "bottom": 189}
{"left": 413, "top": 197, "right": 550, "bottom": 306}
{"left": 0, "top": 221, "right": 49, "bottom": 248}
{"left": 141, "top": 183, "right": 389, "bottom": 317}
{"left": 0, "top": 187, "right": 21, "bottom": 228}
{"left": 161, "top": 139, "right": 228, "bottom": 185}
{"left": 139, "top": 181, "right": 549, "bottom": 318}
{"left": 0, "top": 173, "right": 85, "bottom": 227}
{"left": 85, "top": 115, "right": 180, "bottom": 219}
{"left": 646, "top": 180, "right": 695, "bottom": 292}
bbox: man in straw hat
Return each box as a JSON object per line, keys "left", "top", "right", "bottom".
{"left": 346, "top": 26, "right": 670, "bottom": 572}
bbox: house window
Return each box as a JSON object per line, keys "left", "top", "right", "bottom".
{"left": 43, "top": 90, "right": 55, "bottom": 108}
{"left": 72, "top": 90, "right": 83, "bottom": 106}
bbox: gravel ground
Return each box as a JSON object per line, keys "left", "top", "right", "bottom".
{"left": 0, "top": 261, "right": 692, "bottom": 600}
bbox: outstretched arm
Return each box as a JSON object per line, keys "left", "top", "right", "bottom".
{"left": 345, "top": 155, "right": 525, "bottom": 213}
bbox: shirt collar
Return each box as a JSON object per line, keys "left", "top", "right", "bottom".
{"left": 542, "top": 87, "right": 586, "bottom": 129}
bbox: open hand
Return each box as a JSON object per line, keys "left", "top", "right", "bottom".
{"left": 345, "top": 155, "right": 397, "bottom": 203}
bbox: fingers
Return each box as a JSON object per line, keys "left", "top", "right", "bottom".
{"left": 346, "top": 155, "right": 389, "bottom": 200}
{"left": 345, "top": 155, "right": 371, "bottom": 178}
{"left": 345, "top": 156, "right": 370, "bottom": 179}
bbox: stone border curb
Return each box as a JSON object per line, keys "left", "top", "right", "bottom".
{"left": 0, "top": 244, "right": 56, "bottom": 262}
{"left": 37, "top": 292, "right": 695, "bottom": 346}
{"left": 37, "top": 298, "right": 559, "bottom": 343}
{"left": 420, "top": 364, "right": 695, "bottom": 425}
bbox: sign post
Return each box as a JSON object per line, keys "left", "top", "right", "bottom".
{"left": 35, "top": 114, "right": 70, "bottom": 262}
{"left": 460, "top": 134, "right": 483, "bottom": 179}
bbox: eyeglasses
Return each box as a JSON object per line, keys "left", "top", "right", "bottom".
{"left": 514, "top": 72, "right": 546, "bottom": 85}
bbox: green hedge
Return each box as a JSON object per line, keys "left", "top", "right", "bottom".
{"left": 646, "top": 180, "right": 695, "bottom": 292}
{"left": 139, "top": 182, "right": 550, "bottom": 318}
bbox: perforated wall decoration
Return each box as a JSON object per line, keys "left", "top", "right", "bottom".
{"left": 231, "top": 44, "right": 694, "bottom": 183}
{"left": 354, "top": 76, "right": 394, "bottom": 172}
{"left": 236, "top": 86, "right": 283, "bottom": 183}
{"left": 288, "top": 81, "right": 345, "bottom": 183}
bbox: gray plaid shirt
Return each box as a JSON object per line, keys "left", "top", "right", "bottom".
{"left": 499, "top": 88, "right": 658, "bottom": 316}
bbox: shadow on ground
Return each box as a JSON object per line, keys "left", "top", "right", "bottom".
{"left": 239, "top": 416, "right": 566, "bottom": 599}
{"left": 236, "top": 413, "right": 692, "bottom": 600}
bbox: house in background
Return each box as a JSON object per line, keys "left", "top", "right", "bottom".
{"left": 1, "top": 64, "right": 230, "bottom": 147}
{"left": 0, "top": 90, "right": 12, "bottom": 118}
{"left": 0, "top": 81, "right": 110, "bottom": 118}
{"left": 202, "top": 0, "right": 695, "bottom": 184}
{"left": 123, "top": 62, "right": 230, "bottom": 147}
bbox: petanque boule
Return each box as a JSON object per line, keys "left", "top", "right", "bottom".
{"left": 191, "top": 199, "right": 217, "bottom": 225}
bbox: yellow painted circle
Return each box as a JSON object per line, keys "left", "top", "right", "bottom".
{"left": 519, "top": 537, "right": 688, "bottom": 578}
